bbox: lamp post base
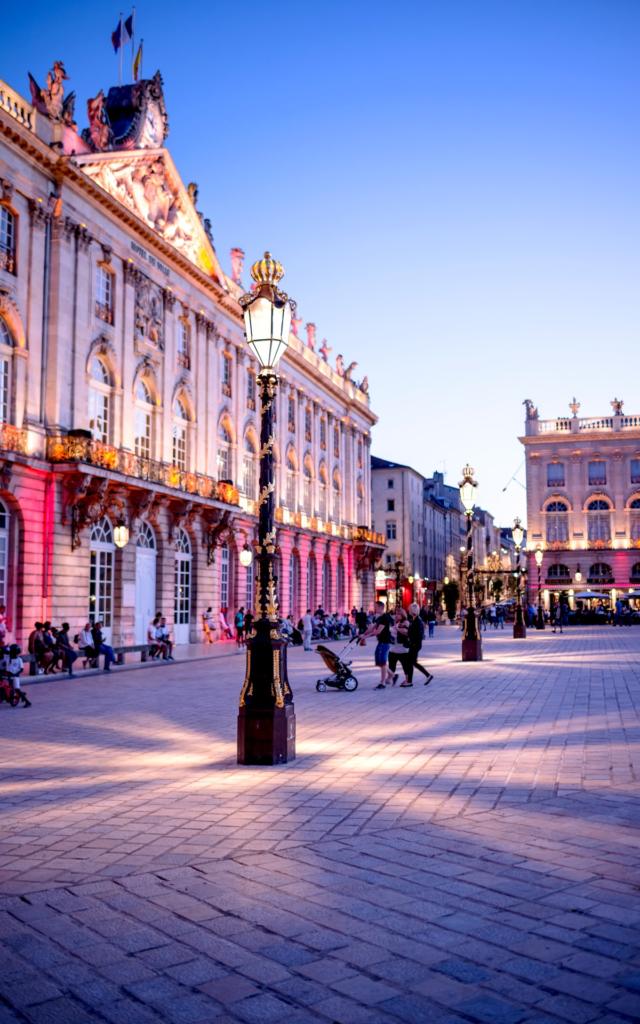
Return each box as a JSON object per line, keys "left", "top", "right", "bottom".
{"left": 237, "top": 704, "right": 296, "bottom": 765}
{"left": 462, "top": 636, "right": 483, "bottom": 661}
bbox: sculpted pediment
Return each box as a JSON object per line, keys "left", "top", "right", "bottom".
{"left": 73, "top": 148, "right": 227, "bottom": 287}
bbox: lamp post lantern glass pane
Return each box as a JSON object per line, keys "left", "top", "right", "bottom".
{"left": 512, "top": 520, "right": 524, "bottom": 549}
{"left": 114, "top": 524, "right": 129, "bottom": 548}
{"left": 459, "top": 479, "right": 475, "bottom": 514}
{"left": 239, "top": 544, "right": 253, "bottom": 568}
{"left": 243, "top": 297, "right": 292, "bottom": 370}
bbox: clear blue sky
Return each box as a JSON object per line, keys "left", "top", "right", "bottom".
{"left": 3, "top": 1, "right": 639, "bottom": 526}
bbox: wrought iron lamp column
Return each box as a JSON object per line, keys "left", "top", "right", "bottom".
{"left": 459, "top": 465, "right": 482, "bottom": 661}
{"left": 535, "top": 547, "right": 545, "bottom": 630}
{"left": 512, "top": 517, "right": 526, "bottom": 639}
{"left": 237, "top": 253, "right": 296, "bottom": 765}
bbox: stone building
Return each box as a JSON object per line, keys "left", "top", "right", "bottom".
{"left": 521, "top": 398, "right": 640, "bottom": 608}
{"left": 0, "top": 63, "right": 383, "bottom": 646}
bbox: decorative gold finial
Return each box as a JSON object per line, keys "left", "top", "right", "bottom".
{"left": 569, "top": 397, "right": 580, "bottom": 417}
{"left": 250, "top": 251, "right": 285, "bottom": 287}
{"left": 461, "top": 464, "right": 475, "bottom": 481}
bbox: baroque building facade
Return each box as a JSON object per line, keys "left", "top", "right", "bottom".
{"left": 0, "top": 64, "right": 383, "bottom": 646}
{"left": 521, "top": 398, "right": 640, "bottom": 608}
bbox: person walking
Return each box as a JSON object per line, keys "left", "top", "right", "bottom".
{"left": 202, "top": 607, "right": 216, "bottom": 643}
{"left": 301, "top": 609, "right": 314, "bottom": 652}
{"left": 427, "top": 607, "right": 436, "bottom": 639}
{"left": 406, "top": 602, "right": 433, "bottom": 686}
{"left": 551, "top": 604, "right": 563, "bottom": 634}
{"left": 1, "top": 644, "right": 31, "bottom": 707}
{"left": 234, "top": 608, "right": 245, "bottom": 649}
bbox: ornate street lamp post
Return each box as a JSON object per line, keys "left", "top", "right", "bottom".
{"left": 535, "top": 547, "right": 545, "bottom": 630}
{"left": 237, "top": 253, "right": 295, "bottom": 765}
{"left": 459, "top": 465, "right": 482, "bottom": 661}
{"left": 512, "top": 517, "right": 526, "bottom": 639}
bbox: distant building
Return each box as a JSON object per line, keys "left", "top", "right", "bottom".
{"left": 521, "top": 398, "right": 640, "bottom": 608}
{"left": 423, "top": 472, "right": 465, "bottom": 585}
{"left": 371, "top": 456, "right": 425, "bottom": 604}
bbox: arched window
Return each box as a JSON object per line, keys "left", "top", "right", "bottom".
{"left": 286, "top": 449, "right": 297, "bottom": 510}
{"left": 95, "top": 264, "right": 114, "bottom": 324}
{"left": 303, "top": 457, "right": 313, "bottom": 515}
{"left": 322, "top": 556, "right": 331, "bottom": 610}
{"left": 629, "top": 498, "right": 640, "bottom": 543}
{"left": 318, "top": 463, "right": 328, "bottom": 520}
{"left": 88, "top": 355, "right": 112, "bottom": 443}
{"left": 89, "top": 517, "right": 114, "bottom": 632}
{"left": 172, "top": 395, "right": 189, "bottom": 470}
{"left": 307, "top": 552, "right": 316, "bottom": 609}
{"left": 588, "top": 562, "right": 613, "bottom": 582}
{"left": 174, "top": 528, "right": 192, "bottom": 643}
{"left": 545, "top": 500, "right": 569, "bottom": 544}
{"left": 587, "top": 499, "right": 611, "bottom": 543}
{"left": 177, "top": 318, "right": 191, "bottom": 369}
{"left": 0, "top": 500, "right": 10, "bottom": 604}
{"left": 332, "top": 471, "right": 341, "bottom": 523}
{"left": 0, "top": 206, "right": 16, "bottom": 274}
{"left": 289, "top": 550, "right": 299, "bottom": 618}
{"left": 547, "top": 564, "right": 570, "bottom": 579}
{"left": 631, "top": 562, "right": 640, "bottom": 581}
{"left": 242, "top": 431, "right": 257, "bottom": 498}
{"left": 136, "top": 521, "right": 156, "bottom": 549}
{"left": 0, "top": 317, "right": 13, "bottom": 423}
{"left": 218, "top": 420, "right": 233, "bottom": 481}
{"left": 134, "top": 378, "right": 154, "bottom": 459}
{"left": 336, "top": 558, "right": 345, "bottom": 612}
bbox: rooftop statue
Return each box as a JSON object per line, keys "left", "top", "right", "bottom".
{"left": 523, "top": 398, "right": 538, "bottom": 420}
{"left": 344, "top": 360, "right": 358, "bottom": 382}
{"left": 359, "top": 375, "right": 369, "bottom": 394}
{"left": 84, "top": 90, "right": 113, "bottom": 151}
{"left": 291, "top": 316, "right": 302, "bottom": 337}
{"left": 230, "top": 248, "right": 245, "bottom": 286}
{"left": 335, "top": 353, "right": 345, "bottom": 376}
{"left": 611, "top": 397, "right": 624, "bottom": 415}
{"left": 569, "top": 397, "right": 581, "bottom": 418}
{"left": 28, "top": 60, "right": 76, "bottom": 127}
{"left": 319, "top": 338, "right": 331, "bottom": 362}
{"left": 305, "top": 323, "right": 316, "bottom": 350}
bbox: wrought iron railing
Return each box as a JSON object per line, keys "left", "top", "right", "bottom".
{"left": 0, "top": 423, "right": 28, "bottom": 454}
{"left": 46, "top": 434, "right": 240, "bottom": 505}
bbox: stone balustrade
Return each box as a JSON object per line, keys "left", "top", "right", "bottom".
{"left": 531, "top": 412, "right": 640, "bottom": 436}
{"left": 0, "top": 80, "right": 34, "bottom": 130}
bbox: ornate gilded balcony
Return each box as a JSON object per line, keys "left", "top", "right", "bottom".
{"left": 353, "top": 525, "right": 386, "bottom": 546}
{"left": 46, "top": 434, "right": 240, "bottom": 506}
{"left": 0, "top": 423, "right": 28, "bottom": 455}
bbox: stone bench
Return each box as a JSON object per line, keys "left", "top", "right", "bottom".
{"left": 23, "top": 644, "right": 156, "bottom": 674}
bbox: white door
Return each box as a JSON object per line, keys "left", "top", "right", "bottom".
{"left": 174, "top": 528, "right": 192, "bottom": 644}
{"left": 135, "top": 523, "right": 157, "bottom": 644}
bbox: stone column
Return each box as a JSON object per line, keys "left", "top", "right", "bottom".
{"left": 297, "top": 534, "right": 312, "bottom": 611}
{"left": 113, "top": 536, "right": 136, "bottom": 647}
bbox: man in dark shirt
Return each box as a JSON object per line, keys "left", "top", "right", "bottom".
{"left": 91, "top": 621, "right": 115, "bottom": 672}
{"left": 364, "top": 600, "right": 394, "bottom": 690}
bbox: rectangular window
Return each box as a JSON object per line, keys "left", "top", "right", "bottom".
{"left": 247, "top": 371, "right": 256, "bottom": 409}
{"left": 320, "top": 418, "right": 326, "bottom": 449}
{"left": 0, "top": 207, "right": 16, "bottom": 274}
{"left": 220, "top": 546, "right": 229, "bottom": 608}
{"left": 286, "top": 471, "right": 296, "bottom": 510}
{"left": 222, "top": 353, "right": 232, "bottom": 397}
{"left": 288, "top": 397, "right": 296, "bottom": 433}
{"left": 177, "top": 320, "right": 190, "bottom": 369}
{"left": 588, "top": 461, "right": 606, "bottom": 486}
{"left": 305, "top": 407, "right": 312, "bottom": 442}
{"left": 0, "top": 358, "right": 8, "bottom": 423}
{"left": 134, "top": 407, "right": 151, "bottom": 459}
{"left": 387, "top": 499, "right": 395, "bottom": 512}
{"left": 95, "top": 266, "right": 114, "bottom": 325}
{"left": 631, "top": 459, "right": 640, "bottom": 485}
{"left": 172, "top": 424, "right": 187, "bottom": 470}
{"left": 386, "top": 521, "right": 397, "bottom": 540}
{"left": 387, "top": 478, "right": 394, "bottom": 489}
{"left": 547, "top": 463, "right": 565, "bottom": 487}
{"left": 334, "top": 426, "right": 340, "bottom": 457}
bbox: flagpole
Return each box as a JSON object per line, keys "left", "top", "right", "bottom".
{"left": 131, "top": 7, "right": 136, "bottom": 82}
{"left": 118, "top": 12, "right": 123, "bottom": 84}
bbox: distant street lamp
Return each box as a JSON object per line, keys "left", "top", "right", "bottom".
{"left": 237, "top": 252, "right": 295, "bottom": 765}
{"left": 459, "top": 465, "right": 482, "bottom": 661}
{"left": 574, "top": 564, "right": 582, "bottom": 583}
{"left": 512, "top": 517, "right": 526, "bottom": 639}
{"left": 534, "top": 547, "right": 545, "bottom": 630}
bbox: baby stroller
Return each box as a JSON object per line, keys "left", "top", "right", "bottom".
{"left": 315, "top": 637, "right": 358, "bottom": 692}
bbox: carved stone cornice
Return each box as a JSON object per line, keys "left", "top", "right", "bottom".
{"left": 122, "top": 258, "right": 142, "bottom": 285}
{"left": 168, "top": 500, "right": 195, "bottom": 542}
{"left": 202, "top": 509, "right": 235, "bottom": 565}
{"left": 28, "top": 197, "right": 50, "bottom": 228}
{"left": 163, "top": 287, "right": 176, "bottom": 310}
{"left": 0, "top": 178, "right": 14, "bottom": 203}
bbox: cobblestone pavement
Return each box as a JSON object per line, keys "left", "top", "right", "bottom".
{"left": 0, "top": 626, "right": 638, "bottom": 1023}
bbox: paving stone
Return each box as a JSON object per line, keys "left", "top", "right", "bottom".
{"left": 232, "top": 993, "right": 298, "bottom": 1023}
{"left": 456, "top": 993, "right": 528, "bottom": 1023}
